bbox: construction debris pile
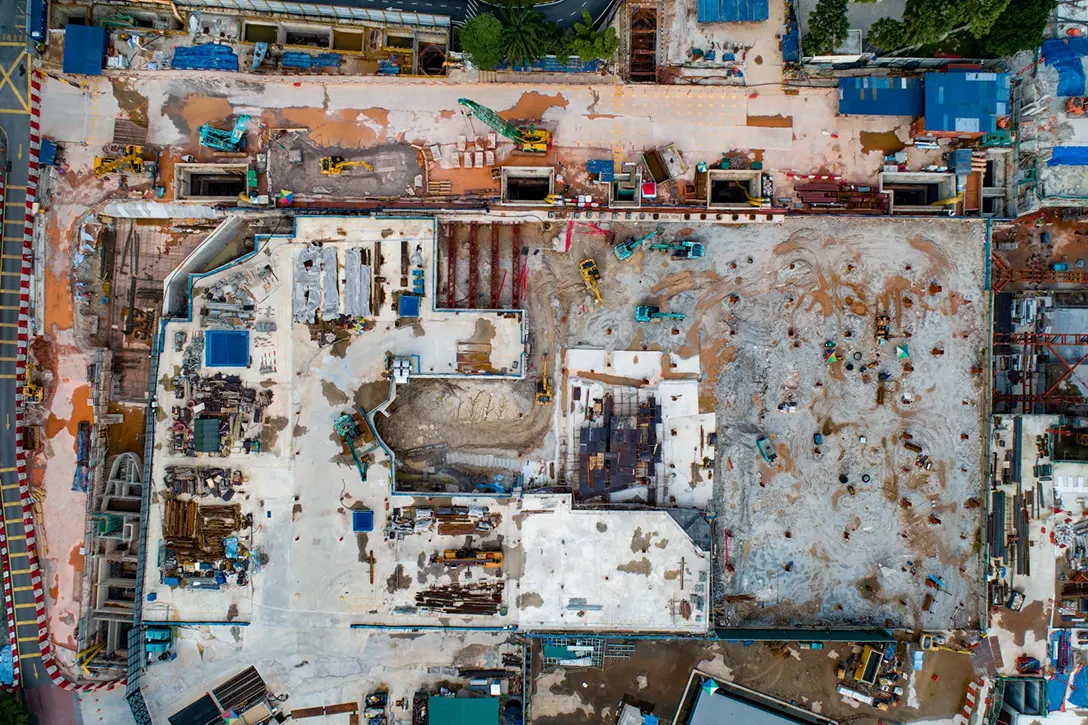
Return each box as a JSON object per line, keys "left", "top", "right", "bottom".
{"left": 835, "top": 643, "right": 910, "bottom": 711}
{"left": 169, "top": 369, "right": 273, "bottom": 456}
{"left": 163, "top": 465, "right": 243, "bottom": 500}
{"left": 414, "top": 582, "right": 504, "bottom": 615}
{"left": 576, "top": 391, "right": 661, "bottom": 502}
{"left": 198, "top": 267, "right": 276, "bottom": 329}
{"left": 387, "top": 505, "right": 499, "bottom": 537}
{"left": 293, "top": 243, "right": 374, "bottom": 324}
{"left": 161, "top": 500, "right": 254, "bottom": 590}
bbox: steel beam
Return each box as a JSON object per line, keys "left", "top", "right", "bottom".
{"left": 490, "top": 225, "right": 500, "bottom": 309}
{"left": 512, "top": 225, "right": 522, "bottom": 309}
{"left": 446, "top": 223, "right": 456, "bottom": 308}
{"left": 468, "top": 222, "right": 478, "bottom": 309}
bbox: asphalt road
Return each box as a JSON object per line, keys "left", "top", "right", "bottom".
{"left": 0, "top": 1, "right": 79, "bottom": 723}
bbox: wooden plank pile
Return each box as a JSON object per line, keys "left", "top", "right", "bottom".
{"left": 163, "top": 500, "right": 243, "bottom": 562}
{"left": 415, "top": 582, "right": 504, "bottom": 615}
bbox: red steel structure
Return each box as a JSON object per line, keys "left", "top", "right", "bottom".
{"left": 490, "top": 225, "right": 501, "bottom": 309}
{"left": 468, "top": 222, "right": 479, "bottom": 308}
{"left": 446, "top": 223, "right": 456, "bottom": 308}
{"left": 512, "top": 225, "right": 522, "bottom": 308}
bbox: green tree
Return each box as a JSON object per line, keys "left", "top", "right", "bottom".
{"left": 962, "top": 0, "right": 1011, "bottom": 38}
{"left": 0, "top": 695, "right": 31, "bottom": 725}
{"left": 566, "top": 9, "right": 619, "bottom": 62}
{"left": 804, "top": 0, "right": 849, "bottom": 55}
{"left": 499, "top": 1, "right": 550, "bottom": 67}
{"left": 459, "top": 13, "right": 505, "bottom": 70}
{"left": 898, "top": 0, "right": 961, "bottom": 46}
{"left": 868, "top": 17, "right": 907, "bottom": 51}
{"left": 980, "top": 0, "right": 1057, "bottom": 56}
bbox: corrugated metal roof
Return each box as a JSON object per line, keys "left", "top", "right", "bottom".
{"left": 62, "top": 25, "right": 108, "bottom": 76}
{"left": 924, "top": 70, "right": 1011, "bottom": 134}
{"left": 698, "top": 0, "right": 768, "bottom": 23}
{"left": 838, "top": 77, "right": 923, "bottom": 117}
{"left": 428, "top": 696, "right": 499, "bottom": 725}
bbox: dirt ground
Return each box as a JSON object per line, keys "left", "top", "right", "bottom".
{"left": 530, "top": 639, "right": 977, "bottom": 725}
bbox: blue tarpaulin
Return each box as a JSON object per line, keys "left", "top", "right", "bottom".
{"left": 1048, "top": 146, "right": 1088, "bottom": 166}
{"left": 63, "top": 25, "right": 107, "bottom": 76}
{"left": 1044, "top": 38, "right": 1088, "bottom": 96}
{"left": 204, "top": 330, "right": 250, "bottom": 368}
{"left": 39, "top": 138, "right": 56, "bottom": 166}
{"left": 924, "top": 70, "right": 1010, "bottom": 134}
{"left": 1047, "top": 676, "right": 1069, "bottom": 711}
{"left": 173, "top": 44, "right": 239, "bottom": 71}
{"left": 698, "top": 0, "right": 768, "bottom": 22}
{"left": 1071, "top": 666, "right": 1088, "bottom": 708}
{"left": 839, "top": 77, "right": 924, "bottom": 117}
{"left": 0, "top": 645, "right": 12, "bottom": 686}
{"left": 352, "top": 510, "right": 374, "bottom": 532}
{"left": 498, "top": 56, "right": 602, "bottom": 73}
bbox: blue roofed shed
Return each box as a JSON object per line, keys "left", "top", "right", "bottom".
{"left": 698, "top": 0, "right": 768, "bottom": 23}
{"left": 399, "top": 294, "right": 421, "bottom": 318}
{"left": 63, "top": 25, "right": 109, "bottom": 76}
{"left": 922, "top": 70, "right": 1010, "bottom": 136}
{"left": 427, "top": 696, "right": 499, "bottom": 725}
{"left": 838, "top": 77, "right": 923, "bottom": 117}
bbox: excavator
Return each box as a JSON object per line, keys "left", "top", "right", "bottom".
{"left": 198, "top": 115, "right": 250, "bottom": 153}
{"left": 93, "top": 145, "right": 145, "bottom": 177}
{"left": 635, "top": 304, "right": 686, "bottom": 323}
{"left": 536, "top": 357, "right": 552, "bottom": 405}
{"left": 579, "top": 258, "right": 602, "bottom": 304}
{"left": 432, "top": 549, "right": 503, "bottom": 568}
{"left": 23, "top": 363, "right": 43, "bottom": 405}
{"left": 457, "top": 98, "right": 552, "bottom": 155}
{"left": 648, "top": 240, "right": 705, "bottom": 259}
{"left": 320, "top": 156, "right": 374, "bottom": 175}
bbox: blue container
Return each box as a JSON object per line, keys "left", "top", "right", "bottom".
{"left": 204, "top": 330, "right": 250, "bottom": 368}
{"left": 352, "top": 510, "right": 374, "bottom": 532}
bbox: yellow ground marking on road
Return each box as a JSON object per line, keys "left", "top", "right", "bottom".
{"left": 10, "top": 567, "right": 29, "bottom": 575}
{"left": 11, "top": 585, "right": 32, "bottom": 593}
{"left": 0, "top": 467, "right": 16, "bottom": 473}
{"left": 0, "top": 374, "right": 16, "bottom": 379}
{"left": 0, "top": 305, "right": 19, "bottom": 310}
{"left": 4, "top": 186, "right": 25, "bottom": 191}
{"left": 0, "top": 109, "right": 29, "bottom": 115}
{"left": 17, "top": 636, "right": 38, "bottom": 643}
{"left": 0, "top": 50, "right": 28, "bottom": 112}
{"left": 0, "top": 42, "right": 24, "bottom": 47}
{"left": 2, "top": 236, "right": 24, "bottom": 241}
{"left": 14, "top": 601, "right": 35, "bottom": 609}
{"left": 17, "top": 650, "right": 40, "bottom": 659}
{"left": 0, "top": 271, "right": 21, "bottom": 278}
{"left": 4, "top": 531, "right": 23, "bottom": 537}
{"left": 0, "top": 339, "right": 19, "bottom": 345}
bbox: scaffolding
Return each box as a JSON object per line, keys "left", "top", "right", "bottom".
{"left": 575, "top": 390, "right": 662, "bottom": 502}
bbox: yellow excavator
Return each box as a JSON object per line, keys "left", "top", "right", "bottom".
{"left": 93, "top": 145, "right": 145, "bottom": 177}
{"left": 432, "top": 549, "right": 503, "bottom": 568}
{"left": 536, "top": 357, "right": 552, "bottom": 405}
{"left": 24, "top": 363, "right": 42, "bottom": 405}
{"left": 579, "top": 258, "right": 602, "bottom": 304}
{"left": 320, "top": 156, "right": 374, "bottom": 175}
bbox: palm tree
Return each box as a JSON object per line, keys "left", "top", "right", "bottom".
{"left": 499, "top": 1, "right": 549, "bottom": 67}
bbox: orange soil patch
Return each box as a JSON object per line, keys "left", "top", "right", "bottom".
{"left": 49, "top": 575, "right": 58, "bottom": 602}
{"left": 171, "top": 95, "right": 234, "bottom": 139}
{"left": 67, "top": 542, "right": 84, "bottom": 572}
{"left": 276, "top": 108, "right": 382, "bottom": 148}
{"left": 499, "top": 91, "right": 569, "bottom": 121}
{"left": 746, "top": 115, "right": 793, "bottom": 128}
{"left": 43, "top": 218, "right": 73, "bottom": 332}
{"left": 44, "top": 384, "right": 92, "bottom": 446}
{"left": 44, "top": 414, "right": 65, "bottom": 439}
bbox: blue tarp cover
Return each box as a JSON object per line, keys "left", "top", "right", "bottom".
{"left": 498, "top": 56, "right": 601, "bottom": 73}
{"left": 204, "top": 330, "right": 250, "bottom": 368}
{"left": 838, "top": 76, "right": 924, "bottom": 117}
{"left": 698, "top": 0, "right": 768, "bottom": 22}
{"left": 1047, "top": 676, "right": 1068, "bottom": 711}
{"left": 1047, "top": 146, "right": 1088, "bottom": 166}
{"left": 1071, "top": 666, "right": 1088, "bottom": 708}
{"left": 63, "top": 25, "right": 107, "bottom": 75}
{"left": 924, "top": 70, "right": 1010, "bottom": 134}
{"left": 1044, "top": 38, "right": 1088, "bottom": 96}
{"left": 39, "top": 138, "right": 57, "bottom": 166}
{"left": 352, "top": 510, "right": 374, "bottom": 532}
{"left": 0, "top": 645, "right": 12, "bottom": 686}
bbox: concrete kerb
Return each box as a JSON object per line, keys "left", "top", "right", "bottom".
{"left": 8, "top": 72, "right": 123, "bottom": 694}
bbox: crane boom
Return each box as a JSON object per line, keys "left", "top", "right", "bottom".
{"left": 458, "top": 98, "right": 522, "bottom": 141}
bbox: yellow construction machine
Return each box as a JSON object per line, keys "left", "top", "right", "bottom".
{"left": 579, "top": 258, "right": 602, "bottom": 304}
{"left": 93, "top": 145, "right": 145, "bottom": 177}
{"left": 432, "top": 549, "right": 503, "bottom": 568}
{"left": 320, "top": 156, "right": 374, "bottom": 175}
{"left": 24, "top": 363, "right": 43, "bottom": 405}
{"left": 536, "top": 358, "right": 552, "bottom": 405}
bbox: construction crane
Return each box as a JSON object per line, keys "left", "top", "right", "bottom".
{"left": 535, "top": 358, "right": 552, "bottom": 405}
{"left": 648, "top": 240, "right": 705, "bottom": 259}
{"left": 334, "top": 411, "right": 372, "bottom": 482}
{"left": 579, "top": 258, "right": 602, "bottom": 304}
{"left": 635, "top": 305, "right": 686, "bottom": 322}
{"left": 93, "top": 145, "right": 145, "bottom": 177}
{"left": 320, "top": 156, "right": 374, "bottom": 175}
{"left": 198, "top": 115, "right": 250, "bottom": 153}
{"left": 614, "top": 229, "right": 660, "bottom": 261}
{"left": 457, "top": 98, "right": 552, "bottom": 155}
{"left": 431, "top": 549, "right": 503, "bottom": 568}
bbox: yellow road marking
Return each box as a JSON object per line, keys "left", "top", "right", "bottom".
{"left": 10, "top": 568, "right": 29, "bottom": 575}
{"left": 0, "top": 305, "right": 19, "bottom": 310}
{"left": 0, "top": 109, "right": 29, "bottom": 116}
{"left": 17, "top": 650, "right": 40, "bottom": 659}
{"left": 17, "top": 636, "right": 37, "bottom": 643}
{"left": 0, "top": 322, "right": 20, "bottom": 328}
{"left": 0, "top": 50, "right": 28, "bottom": 112}
{"left": 0, "top": 271, "right": 22, "bottom": 278}
{"left": 2, "top": 237, "right": 23, "bottom": 241}
{"left": 4, "top": 532, "right": 23, "bottom": 538}
{"left": 0, "top": 467, "right": 16, "bottom": 473}
{"left": 0, "top": 254, "right": 24, "bottom": 260}
{"left": 11, "top": 585, "right": 31, "bottom": 593}
{"left": 0, "top": 373, "right": 16, "bottom": 379}
{"left": 14, "top": 601, "right": 34, "bottom": 608}
{"left": 4, "top": 186, "right": 25, "bottom": 191}
{"left": 0, "top": 340, "right": 19, "bottom": 346}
